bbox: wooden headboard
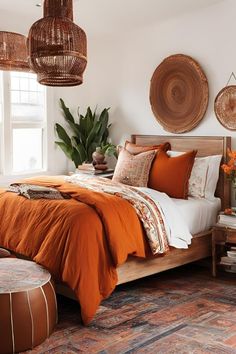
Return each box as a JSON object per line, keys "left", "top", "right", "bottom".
{"left": 131, "top": 135, "right": 231, "bottom": 209}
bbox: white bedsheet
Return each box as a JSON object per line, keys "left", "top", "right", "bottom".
{"left": 172, "top": 197, "right": 221, "bottom": 235}
{"left": 138, "top": 188, "right": 192, "bottom": 249}
{"left": 138, "top": 188, "right": 220, "bottom": 249}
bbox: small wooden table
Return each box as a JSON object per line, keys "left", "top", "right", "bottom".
{"left": 69, "top": 170, "right": 114, "bottom": 179}
{"left": 212, "top": 224, "right": 236, "bottom": 277}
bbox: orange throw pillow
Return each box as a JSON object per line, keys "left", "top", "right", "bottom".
{"left": 148, "top": 150, "right": 197, "bottom": 199}
{"left": 125, "top": 141, "right": 170, "bottom": 155}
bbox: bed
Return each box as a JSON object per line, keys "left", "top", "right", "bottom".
{"left": 116, "top": 135, "right": 231, "bottom": 285}
{"left": 0, "top": 135, "right": 231, "bottom": 324}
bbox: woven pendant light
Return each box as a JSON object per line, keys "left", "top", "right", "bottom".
{"left": 0, "top": 31, "right": 30, "bottom": 72}
{"left": 28, "top": 0, "right": 87, "bottom": 87}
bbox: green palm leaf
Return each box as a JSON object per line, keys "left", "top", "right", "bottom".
{"left": 55, "top": 124, "right": 72, "bottom": 147}
{"left": 55, "top": 142, "right": 73, "bottom": 160}
{"left": 60, "top": 98, "right": 75, "bottom": 123}
{"left": 55, "top": 100, "right": 115, "bottom": 166}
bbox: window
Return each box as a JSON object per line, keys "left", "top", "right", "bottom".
{"left": 0, "top": 71, "right": 47, "bottom": 176}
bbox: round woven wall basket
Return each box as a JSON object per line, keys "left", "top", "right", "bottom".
{"left": 214, "top": 85, "right": 236, "bottom": 130}
{"left": 150, "top": 54, "right": 209, "bottom": 133}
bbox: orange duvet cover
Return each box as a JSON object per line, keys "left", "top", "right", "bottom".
{"left": 0, "top": 176, "right": 148, "bottom": 324}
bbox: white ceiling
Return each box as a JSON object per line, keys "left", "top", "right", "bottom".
{"left": 0, "top": 0, "right": 225, "bottom": 38}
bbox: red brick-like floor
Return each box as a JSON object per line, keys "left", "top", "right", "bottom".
{"left": 26, "top": 264, "right": 236, "bottom": 353}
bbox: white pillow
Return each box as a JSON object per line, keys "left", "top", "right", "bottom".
{"left": 167, "top": 151, "right": 222, "bottom": 199}
{"left": 188, "top": 157, "right": 209, "bottom": 198}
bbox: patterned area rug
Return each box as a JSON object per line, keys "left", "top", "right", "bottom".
{"left": 26, "top": 264, "right": 236, "bottom": 354}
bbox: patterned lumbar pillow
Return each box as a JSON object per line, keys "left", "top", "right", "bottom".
{"left": 112, "top": 148, "right": 156, "bottom": 187}
{"left": 188, "top": 156, "right": 209, "bottom": 198}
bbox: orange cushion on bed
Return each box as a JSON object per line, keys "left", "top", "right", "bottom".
{"left": 125, "top": 141, "right": 170, "bottom": 155}
{"left": 148, "top": 150, "right": 197, "bottom": 199}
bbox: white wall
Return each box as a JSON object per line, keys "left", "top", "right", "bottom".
{"left": 55, "top": 0, "right": 236, "bottom": 149}
{"left": 1, "top": 0, "right": 235, "bottom": 175}
{"left": 115, "top": 0, "right": 236, "bottom": 143}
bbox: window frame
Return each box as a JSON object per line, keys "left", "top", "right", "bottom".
{"left": 0, "top": 70, "right": 50, "bottom": 183}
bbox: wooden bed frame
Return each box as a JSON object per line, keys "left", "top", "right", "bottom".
{"left": 57, "top": 135, "right": 231, "bottom": 298}
{"left": 117, "top": 135, "right": 231, "bottom": 284}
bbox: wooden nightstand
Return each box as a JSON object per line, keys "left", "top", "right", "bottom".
{"left": 212, "top": 224, "right": 236, "bottom": 277}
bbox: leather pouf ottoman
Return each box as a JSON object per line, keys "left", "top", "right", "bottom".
{"left": 0, "top": 258, "right": 58, "bottom": 354}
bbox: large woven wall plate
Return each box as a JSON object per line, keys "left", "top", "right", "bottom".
{"left": 150, "top": 54, "right": 209, "bottom": 133}
{"left": 214, "top": 85, "right": 236, "bottom": 130}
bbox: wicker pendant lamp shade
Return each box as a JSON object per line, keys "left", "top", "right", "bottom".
{"left": 0, "top": 32, "right": 30, "bottom": 72}
{"left": 28, "top": 0, "right": 87, "bottom": 87}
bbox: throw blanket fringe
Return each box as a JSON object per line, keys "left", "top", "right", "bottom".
{"left": 8, "top": 183, "right": 70, "bottom": 200}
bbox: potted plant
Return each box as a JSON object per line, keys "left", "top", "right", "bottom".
{"left": 55, "top": 99, "right": 117, "bottom": 168}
